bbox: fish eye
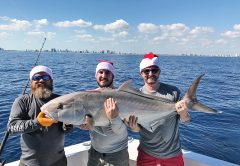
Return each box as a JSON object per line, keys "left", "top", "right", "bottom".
{"left": 57, "top": 103, "right": 63, "bottom": 109}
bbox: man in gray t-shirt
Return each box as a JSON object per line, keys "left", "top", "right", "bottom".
{"left": 80, "top": 60, "right": 129, "bottom": 166}
{"left": 8, "top": 65, "right": 71, "bottom": 166}
{"left": 125, "top": 52, "right": 190, "bottom": 166}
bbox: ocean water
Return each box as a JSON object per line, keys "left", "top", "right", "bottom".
{"left": 0, "top": 51, "right": 239, "bottom": 165}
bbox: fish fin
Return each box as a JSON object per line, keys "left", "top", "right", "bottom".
{"left": 118, "top": 79, "right": 141, "bottom": 94}
{"left": 184, "top": 74, "right": 220, "bottom": 114}
{"left": 92, "top": 126, "right": 107, "bottom": 136}
{"left": 192, "top": 102, "right": 222, "bottom": 114}
{"left": 141, "top": 124, "right": 154, "bottom": 133}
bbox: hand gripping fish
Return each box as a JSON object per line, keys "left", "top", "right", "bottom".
{"left": 41, "top": 74, "right": 219, "bottom": 132}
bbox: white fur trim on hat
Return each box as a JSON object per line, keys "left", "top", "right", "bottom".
{"left": 30, "top": 65, "right": 53, "bottom": 79}
{"left": 95, "top": 61, "right": 116, "bottom": 78}
{"left": 140, "top": 52, "right": 159, "bottom": 72}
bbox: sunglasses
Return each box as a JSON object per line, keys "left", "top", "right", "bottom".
{"left": 32, "top": 75, "right": 51, "bottom": 81}
{"left": 142, "top": 68, "right": 160, "bottom": 74}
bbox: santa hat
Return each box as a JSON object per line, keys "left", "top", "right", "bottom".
{"left": 30, "top": 65, "right": 53, "bottom": 80}
{"left": 139, "top": 52, "right": 159, "bottom": 72}
{"left": 95, "top": 60, "right": 116, "bottom": 78}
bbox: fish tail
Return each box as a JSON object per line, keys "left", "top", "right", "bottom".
{"left": 183, "top": 74, "right": 220, "bottom": 114}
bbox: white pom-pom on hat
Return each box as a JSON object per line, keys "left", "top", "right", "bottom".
{"left": 140, "top": 52, "right": 159, "bottom": 72}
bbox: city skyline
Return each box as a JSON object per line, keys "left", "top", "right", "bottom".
{"left": 1, "top": 0, "right": 240, "bottom": 56}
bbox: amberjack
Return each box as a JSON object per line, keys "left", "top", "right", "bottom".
{"left": 41, "top": 74, "right": 219, "bottom": 132}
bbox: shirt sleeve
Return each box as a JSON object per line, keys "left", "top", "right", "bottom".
{"left": 110, "top": 116, "right": 127, "bottom": 134}
{"left": 7, "top": 97, "right": 41, "bottom": 135}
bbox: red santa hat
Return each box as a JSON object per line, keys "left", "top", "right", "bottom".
{"left": 30, "top": 65, "right": 53, "bottom": 79}
{"left": 95, "top": 60, "right": 116, "bottom": 78}
{"left": 139, "top": 52, "right": 159, "bottom": 72}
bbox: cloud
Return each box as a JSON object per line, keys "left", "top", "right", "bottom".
{"left": 215, "top": 39, "right": 228, "bottom": 44}
{"left": 53, "top": 19, "right": 92, "bottom": 28}
{"left": 112, "top": 31, "right": 128, "bottom": 38}
{"left": 75, "top": 34, "right": 96, "bottom": 42}
{"left": 0, "top": 17, "right": 32, "bottom": 31}
{"left": 27, "top": 31, "right": 56, "bottom": 39}
{"left": 221, "top": 24, "right": 240, "bottom": 38}
{"left": 159, "top": 23, "right": 189, "bottom": 37}
{"left": 221, "top": 31, "right": 240, "bottom": 38}
{"left": 233, "top": 24, "right": 240, "bottom": 31}
{"left": 0, "top": 32, "right": 10, "bottom": 38}
{"left": 138, "top": 23, "right": 158, "bottom": 33}
{"left": 93, "top": 19, "right": 129, "bottom": 33}
{"left": 190, "top": 27, "right": 214, "bottom": 36}
{"left": 33, "top": 19, "right": 48, "bottom": 26}
{"left": 33, "top": 19, "right": 48, "bottom": 30}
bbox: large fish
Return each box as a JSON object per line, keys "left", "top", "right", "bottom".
{"left": 41, "top": 74, "right": 219, "bottom": 132}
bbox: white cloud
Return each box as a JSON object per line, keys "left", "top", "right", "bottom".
{"left": 27, "top": 31, "right": 56, "bottom": 39}
{"left": 0, "top": 18, "right": 31, "bottom": 31}
{"left": 233, "top": 24, "right": 240, "bottom": 31}
{"left": 160, "top": 23, "right": 189, "bottom": 31}
{"left": 33, "top": 19, "right": 48, "bottom": 26}
{"left": 190, "top": 27, "right": 214, "bottom": 36}
{"left": 112, "top": 31, "right": 128, "bottom": 38}
{"left": 0, "top": 32, "right": 10, "bottom": 38}
{"left": 221, "top": 31, "right": 240, "bottom": 38}
{"left": 98, "top": 37, "right": 114, "bottom": 42}
{"left": 74, "top": 30, "right": 87, "bottom": 34}
{"left": 53, "top": 19, "right": 92, "bottom": 28}
{"left": 75, "top": 34, "right": 96, "bottom": 42}
{"left": 93, "top": 19, "right": 129, "bottom": 33}
{"left": 138, "top": 23, "right": 158, "bottom": 33}
{"left": 159, "top": 23, "right": 189, "bottom": 37}
{"left": 215, "top": 39, "right": 227, "bottom": 44}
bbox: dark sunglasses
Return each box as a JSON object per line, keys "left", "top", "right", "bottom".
{"left": 32, "top": 75, "right": 51, "bottom": 81}
{"left": 142, "top": 68, "right": 160, "bottom": 74}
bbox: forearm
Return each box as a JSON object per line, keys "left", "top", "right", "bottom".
{"left": 8, "top": 118, "right": 41, "bottom": 134}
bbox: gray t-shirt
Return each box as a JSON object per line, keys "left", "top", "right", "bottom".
{"left": 139, "top": 82, "right": 182, "bottom": 158}
{"left": 90, "top": 116, "right": 128, "bottom": 153}
{"left": 8, "top": 93, "right": 67, "bottom": 166}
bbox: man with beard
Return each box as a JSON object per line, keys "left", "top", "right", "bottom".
{"left": 124, "top": 52, "right": 190, "bottom": 166}
{"left": 80, "top": 60, "right": 129, "bottom": 166}
{"left": 8, "top": 65, "right": 70, "bottom": 166}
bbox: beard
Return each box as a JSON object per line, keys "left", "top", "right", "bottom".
{"left": 31, "top": 84, "right": 53, "bottom": 99}
{"left": 97, "top": 78, "right": 113, "bottom": 88}
{"left": 146, "top": 75, "right": 158, "bottom": 84}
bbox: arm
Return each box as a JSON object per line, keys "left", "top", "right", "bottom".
{"left": 105, "top": 98, "right": 127, "bottom": 134}
{"left": 8, "top": 97, "right": 42, "bottom": 134}
{"left": 175, "top": 100, "right": 190, "bottom": 123}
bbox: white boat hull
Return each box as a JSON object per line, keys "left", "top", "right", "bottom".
{"left": 5, "top": 139, "right": 237, "bottom": 166}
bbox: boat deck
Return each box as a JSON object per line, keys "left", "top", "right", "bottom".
{"left": 5, "top": 139, "right": 238, "bottom": 166}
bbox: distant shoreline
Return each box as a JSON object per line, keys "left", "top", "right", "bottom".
{"left": 0, "top": 49, "right": 239, "bottom": 57}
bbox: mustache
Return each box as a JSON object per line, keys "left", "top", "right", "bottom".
{"left": 99, "top": 77, "right": 109, "bottom": 81}
{"left": 147, "top": 75, "right": 158, "bottom": 79}
{"left": 31, "top": 85, "right": 53, "bottom": 99}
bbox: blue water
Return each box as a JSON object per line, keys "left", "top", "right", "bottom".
{"left": 0, "top": 51, "right": 239, "bottom": 165}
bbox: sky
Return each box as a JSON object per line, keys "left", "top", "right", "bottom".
{"left": 0, "top": 0, "right": 240, "bottom": 56}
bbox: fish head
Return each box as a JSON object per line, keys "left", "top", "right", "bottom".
{"left": 41, "top": 92, "right": 87, "bottom": 125}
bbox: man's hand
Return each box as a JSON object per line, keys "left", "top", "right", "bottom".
{"left": 175, "top": 100, "right": 190, "bottom": 123}
{"left": 37, "top": 112, "right": 57, "bottom": 127}
{"left": 104, "top": 98, "right": 119, "bottom": 120}
{"left": 124, "top": 115, "right": 140, "bottom": 132}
